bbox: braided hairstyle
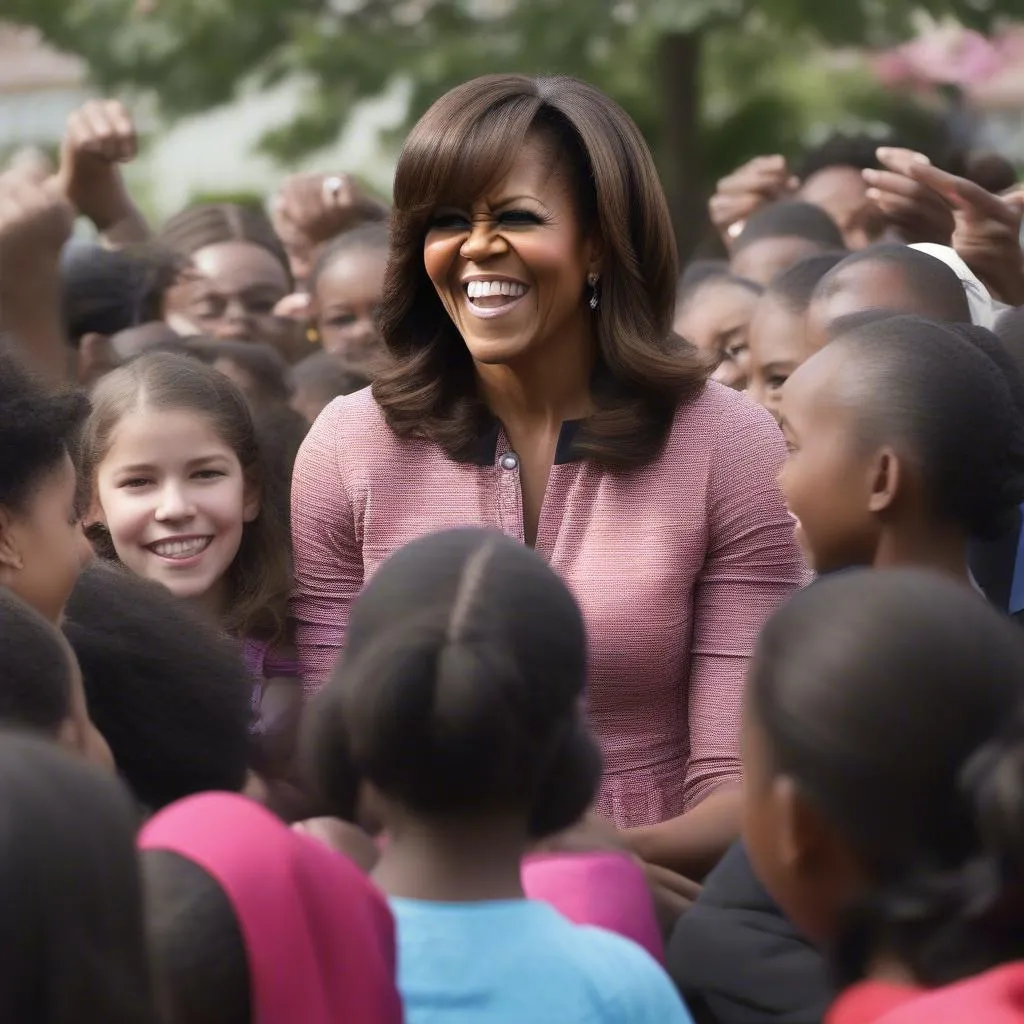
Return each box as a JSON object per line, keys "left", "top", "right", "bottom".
{"left": 749, "top": 568, "right": 1024, "bottom": 988}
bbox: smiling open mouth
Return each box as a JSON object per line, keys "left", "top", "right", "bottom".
{"left": 464, "top": 280, "right": 529, "bottom": 316}
{"left": 148, "top": 537, "right": 213, "bottom": 560}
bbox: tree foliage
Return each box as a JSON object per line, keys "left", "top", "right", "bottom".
{"left": 10, "top": 0, "right": 1024, "bottom": 251}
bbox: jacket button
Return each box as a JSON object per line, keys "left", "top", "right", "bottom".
{"left": 500, "top": 453, "right": 519, "bottom": 471}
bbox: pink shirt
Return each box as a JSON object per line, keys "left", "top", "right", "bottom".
{"left": 291, "top": 382, "right": 806, "bottom": 828}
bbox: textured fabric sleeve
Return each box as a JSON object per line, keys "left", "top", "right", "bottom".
{"left": 291, "top": 400, "right": 362, "bottom": 697}
{"left": 684, "top": 397, "right": 809, "bottom": 808}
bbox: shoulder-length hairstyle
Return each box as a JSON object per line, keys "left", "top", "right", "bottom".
{"left": 79, "top": 352, "right": 293, "bottom": 644}
{"left": 374, "top": 74, "right": 708, "bottom": 469}
{"left": 0, "top": 731, "right": 155, "bottom": 1023}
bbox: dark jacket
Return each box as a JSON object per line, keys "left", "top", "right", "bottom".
{"left": 667, "top": 842, "right": 832, "bottom": 1024}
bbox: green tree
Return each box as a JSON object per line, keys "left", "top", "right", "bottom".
{"left": 10, "top": 0, "right": 1024, "bottom": 253}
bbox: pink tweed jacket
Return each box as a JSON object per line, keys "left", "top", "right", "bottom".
{"left": 291, "top": 382, "right": 806, "bottom": 828}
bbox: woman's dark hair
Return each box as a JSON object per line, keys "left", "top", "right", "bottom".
{"left": 733, "top": 201, "right": 846, "bottom": 253}
{"left": 60, "top": 243, "right": 168, "bottom": 344}
{"left": 0, "top": 343, "right": 89, "bottom": 515}
{"left": 308, "top": 221, "right": 390, "bottom": 297}
{"left": 305, "top": 527, "right": 601, "bottom": 837}
{"left": 142, "top": 851, "right": 251, "bottom": 1024}
{"left": 815, "top": 244, "right": 972, "bottom": 324}
{"left": 0, "top": 589, "right": 72, "bottom": 736}
{"left": 828, "top": 315, "right": 1024, "bottom": 538}
{"left": 62, "top": 564, "right": 252, "bottom": 812}
{"left": 767, "top": 251, "right": 848, "bottom": 314}
{"left": 159, "top": 203, "right": 294, "bottom": 290}
{"left": 796, "top": 133, "right": 886, "bottom": 180}
{"left": 289, "top": 351, "right": 371, "bottom": 404}
{"left": 0, "top": 731, "right": 154, "bottom": 1022}
{"left": 373, "top": 74, "right": 707, "bottom": 470}
{"left": 750, "top": 567, "right": 1024, "bottom": 988}
{"left": 80, "top": 352, "right": 293, "bottom": 642}
{"left": 189, "top": 339, "right": 292, "bottom": 407}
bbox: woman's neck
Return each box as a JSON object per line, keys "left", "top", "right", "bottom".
{"left": 373, "top": 814, "right": 529, "bottom": 903}
{"left": 474, "top": 318, "right": 595, "bottom": 434}
{"left": 874, "top": 524, "right": 972, "bottom": 586}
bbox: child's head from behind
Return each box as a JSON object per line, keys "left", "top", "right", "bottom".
{"left": 743, "top": 568, "right": 1024, "bottom": 987}
{"left": 63, "top": 565, "right": 252, "bottom": 813}
{"left": 0, "top": 731, "right": 154, "bottom": 1024}
{"left": 806, "top": 244, "right": 971, "bottom": 351}
{"left": 306, "top": 528, "right": 601, "bottom": 840}
{"left": 777, "top": 315, "right": 1024, "bottom": 573}
{"left": 289, "top": 351, "right": 371, "bottom": 425}
{"left": 747, "top": 251, "right": 846, "bottom": 419}
{"left": 309, "top": 222, "right": 389, "bottom": 368}
{"left": 0, "top": 346, "right": 92, "bottom": 625}
{"left": 82, "top": 352, "right": 290, "bottom": 639}
{"left": 139, "top": 793, "right": 402, "bottom": 1024}
{"left": 0, "top": 587, "right": 112, "bottom": 771}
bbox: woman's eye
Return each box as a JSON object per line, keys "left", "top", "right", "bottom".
{"left": 194, "top": 470, "right": 226, "bottom": 480}
{"left": 498, "top": 210, "right": 542, "bottom": 226}
{"left": 429, "top": 212, "right": 470, "bottom": 230}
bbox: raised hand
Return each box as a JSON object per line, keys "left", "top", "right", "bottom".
{"left": 863, "top": 147, "right": 955, "bottom": 245}
{"left": 57, "top": 99, "right": 147, "bottom": 240}
{"left": 909, "top": 161, "right": 1024, "bottom": 306}
{"left": 271, "top": 172, "right": 388, "bottom": 283}
{"left": 708, "top": 155, "right": 799, "bottom": 247}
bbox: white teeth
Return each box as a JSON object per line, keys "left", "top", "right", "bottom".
{"left": 150, "top": 538, "right": 212, "bottom": 559}
{"left": 466, "top": 280, "right": 527, "bottom": 300}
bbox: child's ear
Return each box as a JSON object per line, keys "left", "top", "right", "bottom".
{"left": 0, "top": 508, "right": 24, "bottom": 572}
{"left": 242, "top": 478, "right": 261, "bottom": 524}
{"left": 867, "top": 446, "right": 901, "bottom": 514}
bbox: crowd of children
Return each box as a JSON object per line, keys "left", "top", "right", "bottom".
{"left": 2, "top": 73, "right": 1024, "bottom": 1023}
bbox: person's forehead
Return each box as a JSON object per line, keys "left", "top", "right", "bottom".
{"left": 191, "top": 242, "right": 289, "bottom": 291}
{"left": 800, "top": 166, "right": 867, "bottom": 211}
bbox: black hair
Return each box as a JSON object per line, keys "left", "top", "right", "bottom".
{"left": 676, "top": 259, "right": 730, "bottom": 300}
{"left": 60, "top": 243, "right": 169, "bottom": 345}
{"left": 289, "top": 351, "right": 371, "bottom": 404}
{"left": 733, "top": 201, "right": 846, "bottom": 254}
{"left": 0, "top": 343, "right": 90, "bottom": 514}
{"left": 767, "top": 251, "right": 848, "bottom": 314}
{"left": 0, "top": 589, "right": 72, "bottom": 736}
{"left": 965, "top": 151, "right": 1018, "bottom": 195}
{"left": 994, "top": 307, "right": 1024, "bottom": 384}
{"left": 676, "top": 269, "right": 762, "bottom": 314}
{"left": 308, "top": 220, "right": 390, "bottom": 298}
{"left": 796, "top": 133, "right": 886, "bottom": 180}
{"left": 828, "top": 315, "right": 1024, "bottom": 538}
{"left": 188, "top": 339, "right": 292, "bottom": 407}
{"left": 251, "top": 402, "right": 310, "bottom": 533}
{"left": 815, "top": 244, "right": 972, "bottom": 324}
{"left": 0, "top": 731, "right": 154, "bottom": 1022}
{"left": 62, "top": 565, "right": 251, "bottom": 812}
{"left": 159, "top": 203, "right": 294, "bottom": 290}
{"left": 305, "top": 528, "right": 602, "bottom": 837}
{"left": 750, "top": 567, "right": 1024, "bottom": 988}
{"left": 142, "top": 851, "right": 251, "bottom": 1024}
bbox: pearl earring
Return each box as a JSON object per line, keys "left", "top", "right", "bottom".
{"left": 587, "top": 273, "right": 600, "bottom": 311}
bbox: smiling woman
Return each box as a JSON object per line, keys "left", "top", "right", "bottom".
{"left": 292, "top": 75, "right": 807, "bottom": 876}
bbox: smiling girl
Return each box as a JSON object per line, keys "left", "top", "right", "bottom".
{"left": 80, "top": 352, "right": 299, "bottom": 741}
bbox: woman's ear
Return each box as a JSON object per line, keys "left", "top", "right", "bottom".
{"left": 0, "top": 508, "right": 24, "bottom": 572}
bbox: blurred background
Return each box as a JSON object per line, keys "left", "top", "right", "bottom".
{"left": 5, "top": 0, "right": 1024, "bottom": 257}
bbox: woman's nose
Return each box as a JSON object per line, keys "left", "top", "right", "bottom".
{"left": 460, "top": 219, "right": 508, "bottom": 262}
